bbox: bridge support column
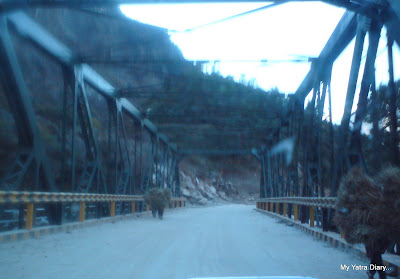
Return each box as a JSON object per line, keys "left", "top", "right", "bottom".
{"left": 110, "top": 202, "right": 116, "bottom": 217}
{"left": 294, "top": 205, "right": 299, "bottom": 221}
{"left": 283, "top": 203, "right": 287, "bottom": 217}
{"left": 79, "top": 202, "right": 85, "bottom": 222}
{"left": 131, "top": 201, "right": 136, "bottom": 214}
{"left": 26, "top": 203, "right": 34, "bottom": 230}
{"left": 309, "top": 207, "right": 315, "bottom": 228}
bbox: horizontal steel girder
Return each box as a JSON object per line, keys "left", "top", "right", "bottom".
{"left": 0, "top": 1, "right": 364, "bottom": 11}
{"left": 178, "top": 149, "right": 253, "bottom": 156}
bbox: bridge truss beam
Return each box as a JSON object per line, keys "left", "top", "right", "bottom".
{"left": 254, "top": 2, "right": 400, "bottom": 232}
{"left": 0, "top": 11, "right": 181, "bottom": 204}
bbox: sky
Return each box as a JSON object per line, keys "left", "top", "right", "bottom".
{"left": 120, "top": 2, "right": 400, "bottom": 124}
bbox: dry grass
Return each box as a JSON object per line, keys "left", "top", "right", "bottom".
{"left": 144, "top": 187, "right": 172, "bottom": 209}
{"left": 334, "top": 166, "right": 400, "bottom": 246}
{"left": 334, "top": 167, "right": 382, "bottom": 245}
{"left": 375, "top": 166, "right": 400, "bottom": 242}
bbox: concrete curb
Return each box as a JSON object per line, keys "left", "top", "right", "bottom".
{"left": 254, "top": 208, "right": 400, "bottom": 275}
{"left": 0, "top": 207, "right": 184, "bottom": 243}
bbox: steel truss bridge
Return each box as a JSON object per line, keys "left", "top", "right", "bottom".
{"left": 0, "top": 0, "right": 399, "bottom": 239}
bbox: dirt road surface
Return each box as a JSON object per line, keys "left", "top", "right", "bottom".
{"left": 0, "top": 205, "right": 369, "bottom": 279}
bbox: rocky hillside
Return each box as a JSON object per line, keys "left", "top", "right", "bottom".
{"left": 179, "top": 156, "right": 260, "bottom": 205}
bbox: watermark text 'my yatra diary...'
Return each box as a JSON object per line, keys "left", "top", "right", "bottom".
{"left": 340, "top": 264, "right": 388, "bottom": 272}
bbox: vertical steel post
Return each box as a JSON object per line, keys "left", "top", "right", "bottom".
{"left": 140, "top": 122, "right": 144, "bottom": 191}
{"left": 349, "top": 17, "right": 381, "bottom": 169}
{"left": 387, "top": 32, "right": 400, "bottom": 166}
{"left": 310, "top": 207, "right": 315, "bottom": 227}
{"left": 79, "top": 202, "right": 85, "bottom": 222}
{"left": 110, "top": 202, "right": 116, "bottom": 217}
{"left": 155, "top": 138, "right": 158, "bottom": 188}
{"left": 175, "top": 157, "right": 181, "bottom": 196}
{"left": 294, "top": 204, "right": 299, "bottom": 221}
{"left": 26, "top": 203, "right": 34, "bottom": 229}
{"left": 332, "top": 15, "right": 367, "bottom": 195}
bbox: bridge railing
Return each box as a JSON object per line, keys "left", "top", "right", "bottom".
{"left": 0, "top": 191, "right": 186, "bottom": 231}
{"left": 256, "top": 197, "right": 337, "bottom": 230}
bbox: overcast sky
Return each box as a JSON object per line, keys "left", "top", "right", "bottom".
{"left": 120, "top": 2, "right": 400, "bottom": 124}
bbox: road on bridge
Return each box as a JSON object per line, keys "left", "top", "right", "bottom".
{"left": 0, "top": 205, "right": 368, "bottom": 279}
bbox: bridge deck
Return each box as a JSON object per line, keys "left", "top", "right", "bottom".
{"left": 0, "top": 205, "right": 368, "bottom": 279}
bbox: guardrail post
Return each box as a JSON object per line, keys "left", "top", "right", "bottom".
{"left": 26, "top": 203, "right": 34, "bottom": 230}
{"left": 111, "top": 202, "right": 115, "bottom": 217}
{"left": 283, "top": 203, "right": 287, "bottom": 217}
{"left": 131, "top": 201, "right": 136, "bottom": 214}
{"left": 294, "top": 204, "right": 299, "bottom": 221}
{"left": 79, "top": 202, "right": 85, "bottom": 222}
{"left": 310, "top": 207, "right": 315, "bottom": 227}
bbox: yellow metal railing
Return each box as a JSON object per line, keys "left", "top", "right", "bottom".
{"left": 0, "top": 191, "right": 186, "bottom": 230}
{"left": 256, "top": 197, "right": 338, "bottom": 236}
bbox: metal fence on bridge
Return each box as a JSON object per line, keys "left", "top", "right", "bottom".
{"left": 0, "top": 190, "right": 185, "bottom": 232}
